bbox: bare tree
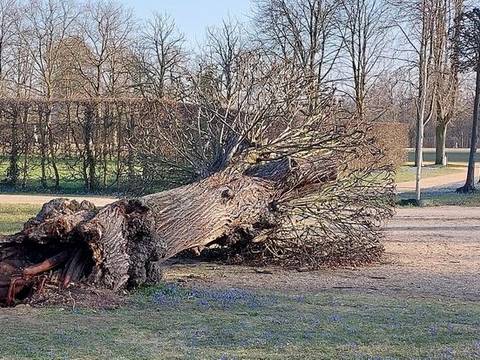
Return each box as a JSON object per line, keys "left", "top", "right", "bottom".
{"left": 0, "top": 0, "right": 21, "bottom": 185}
{"left": 456, "top": 7, "right": 480, "bottom": 193}
{"left": 433, "top": 0, "right": 463, "bottom": 165}
{"left": 204, "top": 18, "right": 244, "bottom": 104}
{"left": 135, "top": 12, "right": 185, "bottom": 99}
{"left": 393, "top": 0, "right": 439, "bottom": 202}
{"left": 254, "top": 0, "right": 341, "bottom": 96}
{"left": 337, "top": 0, "right": 393, "bottom": 121}
{"left": 0, "top": 0, "right": 18, "bottom": 95}
{"left": 76, "top": 0, "right": 133, "bottom": 97}
{"left": 18, "top": 0, "right": 79, "bottom": 188}
{"left": 73, "top": 0, "right": 134, "bottom": 190}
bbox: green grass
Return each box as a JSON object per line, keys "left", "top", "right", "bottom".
{"left": 0, "top": 155, "right": 184, "bottom": 196}
{"left": 395, "top": 163, "right": 465, "bottom": 183}
{"left": 1, "top": 205, "right": 480, "bottom": 358}
{"left": 0, "top": 204, "right": 40, "bottom": 234}
{"left": 398, "top": 191, "right": 480, "bottom": 207}
{"left": 0, "top": 156, "right": 120, "bottom": 195}
{"left": 0, "top": 285, "right": 479, "bottom": 359}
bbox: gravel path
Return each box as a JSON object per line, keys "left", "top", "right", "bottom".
{"left": 0, "top": 193, "right": 117, "bottom": 207}
{"left": 396, "top": 168, "right": 471, "bottom": 192}
{"left": 164, "top": 206, "right": 480, "bottom": 301}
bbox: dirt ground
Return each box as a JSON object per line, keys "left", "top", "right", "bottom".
{"left": 163, "top": 206, "right": 480, "bottom": 301}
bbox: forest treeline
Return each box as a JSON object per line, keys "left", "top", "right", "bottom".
{"left": 0, "top": 0, "right": 475, "bottom": 192}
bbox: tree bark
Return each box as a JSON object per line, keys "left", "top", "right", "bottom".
{"left": 457, "top": 64, "right": 480, "bottom": 193}
{"left": 38, "top": 110, "right": 48, "bottom": 188}
{"left": 46, "top": 108, "right": 60, "bottom": 189}
{"left": 83, "top": 104, "right": 96, "bottom": 192}
{"left": 0, "top": 172, "right": 278, "bottom": 303}
{"left": 435, "top": 122, "right": 448, "bottom": 166}
{"left": 6, "top": 107, "right": 20, "bottom": 186}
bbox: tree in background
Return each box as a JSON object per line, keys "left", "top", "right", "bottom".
{"left": 456, "top": 8, "right": 480, "bottom": 193}
{"left": 204, "top": 18, "right": 244, "bottom": 104}
{"left": 135, "top": 12, "right": 186, "bottom": 100}
{"left": 254, "top": 0, "right": 341, "bottom": 100}
{"left": 0, "top": 0, "right": 476, "bottom": 195}
{"left": 433, "top": 0, "right": 463, "bottom": 165}
{"left": 393, "top": 0, "right": 438, "bottom": 201}
{"left": 337, "top": 0, "right": 393, "bottom": 122}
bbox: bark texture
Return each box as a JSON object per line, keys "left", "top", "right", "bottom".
{"left": 0, "top": 172, "right": 280, "bottom": 303}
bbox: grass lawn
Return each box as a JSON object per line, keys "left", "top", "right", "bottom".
{"left": 0, "top": 156, "right": 174, "bottom": 195}
{"left": 395, "top": 163, "right": 465, "bottom": 183}
{"left": 0, "top": 156, "right": 118, "bottom": 195}
{"left": 1, "top": 284, "right": 479, "bottom": 359}
{"left": 398, "top": 191, "right": 480, "bottom": 207}
{"left": 0, "top": 204, "right": 40, "bottom": 235}
{"left": 1, "top": 204, "right": 480, "bottom": 359}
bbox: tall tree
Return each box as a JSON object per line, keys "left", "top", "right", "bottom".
{"left": 393, "top": 0, "right": 438, "bottom": 202}
{"left": 433, "top": 0, "right": 463, "bottom": 165}
{"left": 254, "top": 0, "right": 341, "bottom": 97}
{"left": 76, "top": 0, "right": 133, "bottom": 97}
{"left": 19, "top": 0, "right": 79, "bottom": 188}
{"left": 74, "top": 0, "right": 134, "bottom": 190}
{"left": 456, "top": 8, "right": 480, "bottom": 193}
{"left": 337, "top": 0, "right": 392, "bottom": 121}
{"left": 204, "top": 18, "right": 244, "bottom": 104}
{"left": 0, "top": 0, "right": 18, "bottom": 95}
{"left": 135, "top": 12, "right": 185, "bottom": 99}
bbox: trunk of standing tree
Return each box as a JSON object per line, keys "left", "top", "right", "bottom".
{"left": 84, "top": 105, "right": 96, "bottom": 192}
{"left": 46, "top": 108, "right": 60, "bottom": 189}
{"left": 458, "top": 65, "right": 480, "bottom": 192}
{"left": 6, "top": 108, "right": 19, "bottom": 186}
{"left": 415, "top": 111, "right": 425, "bottom": 201}
{"left": 435, "top": 122, "right": 448, "bottom": 166}
{"left": 38, "top": 111, "right": 48, "bottom": 188}
{"left": 415, "top": 2, "right": 435, "bottom": 202}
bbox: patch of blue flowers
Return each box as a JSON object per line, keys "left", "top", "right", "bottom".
{"left": 152, "top": 283, "right": 278, "bottom": 310}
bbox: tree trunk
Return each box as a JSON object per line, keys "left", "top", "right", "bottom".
{"left": 83, "top": 105, "right": 96, "bottom": 192}
{"left": 435, "top": 122, "right": 447, "bottom": 166}
{"left": 46, "top": 109, "right": 60, "bottom": 189}
{"left": 415, "top": 110, "right": 425, "bottom": 202}
{"left": 457, "top": 65, "right": 480, "bottom": 193}
{"left": 0, "top": 171, "right": 278, "bottom": 303}
{"left": 0, "top": 100, "right": 394, "bottom": 306}
{"left": 0, "top": 157, "right": 389, "bottom": 306}
{"left": 38, "top": 111, "right": 48, "bottom": 188}
{"left": 6, "top": 107, "right": 20, "bottom": 186}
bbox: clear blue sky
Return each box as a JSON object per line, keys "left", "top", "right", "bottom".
{"left": 120, "top": 0, "right": 254, "bottom": 48}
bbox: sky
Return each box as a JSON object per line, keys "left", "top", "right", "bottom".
{"left": 120, "top": 0, "right": 254, "bottom": 48}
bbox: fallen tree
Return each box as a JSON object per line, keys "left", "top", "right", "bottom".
{"left": 0, "top": 64, "right": 394, "bottom": 306}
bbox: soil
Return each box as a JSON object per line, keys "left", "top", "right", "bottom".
{"left": 162, "top": 206, "right": 480, "bottom": 301}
